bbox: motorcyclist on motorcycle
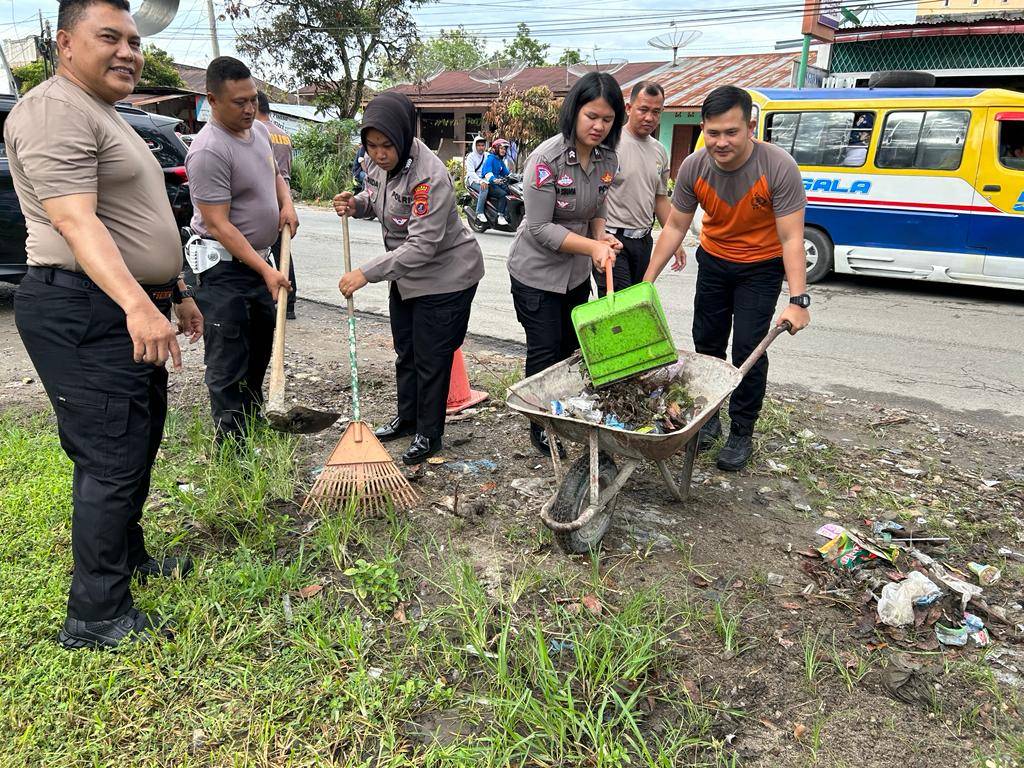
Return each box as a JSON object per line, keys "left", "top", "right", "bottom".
{"left": 477, "top": 139, "right": 511, "bottom": 227}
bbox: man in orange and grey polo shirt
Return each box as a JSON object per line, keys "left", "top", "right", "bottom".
{"left": 645, "top": 85, "right": 810, "bottom": 471}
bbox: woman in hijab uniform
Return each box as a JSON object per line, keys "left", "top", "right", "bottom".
{"left": 333, "top": 92, "right": 485, "bottom": 466}
{"left": 507, "top": 72, "right": 626, "bottom": 456}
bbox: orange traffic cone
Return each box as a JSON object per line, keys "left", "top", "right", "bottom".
{"left": 446, "top": 347, "right": 488, "bottom": 415}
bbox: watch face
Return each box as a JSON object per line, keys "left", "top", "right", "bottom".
{"left": 791, "top": 294, "right": 810, "bottom": 308}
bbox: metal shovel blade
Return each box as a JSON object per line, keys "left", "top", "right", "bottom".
{"left": 267, "top": 404, "right": 340, "bottom": 435}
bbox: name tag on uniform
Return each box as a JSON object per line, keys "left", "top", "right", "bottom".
{"left": 392, "top": 192, "right": 412, "bottom": 204}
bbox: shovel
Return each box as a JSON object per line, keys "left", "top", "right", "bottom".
{"left": 265, "top": 229, "right": 340, "bottom": 434}
{"left": 571, "top": 267, "right": 678, "bottom": 389}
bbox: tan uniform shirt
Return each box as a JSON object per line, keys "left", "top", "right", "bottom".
{"left": 354, "top": 138, "right": 484, "bottom": 298}
{"left": 604, "top": 128, "right": 669, "bottom": 230}
{"left": 507, "top": 134, "right": 619, "bottom": 294}
{"left": 3, "top": 76, "right": 182, "bottom": 285}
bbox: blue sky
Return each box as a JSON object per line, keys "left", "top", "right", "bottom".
{"left": 2, "top": 0, "right": 921, "bottom": 77}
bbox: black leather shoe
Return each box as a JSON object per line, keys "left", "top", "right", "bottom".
{"left": 375, "top": 416, "right": 417, "bottom": 442}
{"left": 530, "top": 424, "right": 566, "bottom": 459}
{"left": 697, "top": 413, "right": 722, "bottom": 452}
{"left": 402, "top": 434, "right": 441, "bottom": 465}
{"left": 135, "top": 556, "right": 194, "bottom": 582}
{"left": 716, "top": 432, "right": 753, "bottom": 472}
{"left": 286, "top": 309, "right": 297, "bottom": 320}
{"left": 57, "top": 608, "right": 174, "bottom": 651}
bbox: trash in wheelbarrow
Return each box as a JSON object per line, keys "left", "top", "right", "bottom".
{"left": 550, "top": 360, "right": 706, "bottom": 434}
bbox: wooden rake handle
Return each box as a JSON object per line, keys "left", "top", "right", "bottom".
{"left": 267, "top": 228, "right": 292, "bottom": 405}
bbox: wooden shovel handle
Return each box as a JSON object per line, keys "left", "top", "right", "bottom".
{"left": 267, "top": 228, "right": 292, "bottom": 403}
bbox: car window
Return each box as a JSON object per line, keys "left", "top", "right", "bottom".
{"left": 877, "top": 110, "right": 970, "bottom": 171}
{"left": 764, "top": 111, "right": 875, "bottom": 167}
{"left": 998, "top": 117, "right": 1024, "bottom": 171}
{"left": 131, "top": 121, "right": 187, "bottom": 168}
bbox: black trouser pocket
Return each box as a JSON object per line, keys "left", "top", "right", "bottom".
{"left": 54, "top": 388, "right": 131, "bottom": 478}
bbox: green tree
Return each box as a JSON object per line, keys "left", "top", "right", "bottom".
{"left": 139, "top": 45, "right": 185, "bottom": 88}
{"left": 485, "top": 85, "right": 561, "bottom": 164}
{"left": 502, "top": 23, "right": 548, "bottom": 67}
{"left": 417, "top": 26, "right": 485, "bottom": 72}
{"left": 556, "top": 49, "right": 582, "bottom": 67}
{"left": 226, "top": 0, "right": 427, "bottom": 118}
{"left": 11, "top": 60, "right": 46, "bottom": 94}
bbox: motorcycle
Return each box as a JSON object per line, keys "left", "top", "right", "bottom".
{"left": 462, "top": 174, "right": 524, "bottom": 234}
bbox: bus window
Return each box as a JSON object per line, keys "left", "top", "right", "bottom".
{"left": 999, "top": 118, "right": 1024, "bottom": 170}
{"left": 877, "top": 110, "right": 970, "bottom": 171}
{"left": 764, "top": 111, "right": 874, "bottom": 167}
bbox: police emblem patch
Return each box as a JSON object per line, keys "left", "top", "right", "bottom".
{"left": 601, "top": 171, "right": 613, "bottom": 184}
{"left": 556, "top": 174, "right": 574, "bottom": 187}
{"left": 392, "top": 216, "right": 409, "bottom": 226}
{"left": 535, "top": 162, "right": 553, "bottom": 187}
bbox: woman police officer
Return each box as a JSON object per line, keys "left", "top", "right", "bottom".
{"left": 507, "top": 72, "right": 626, "bottom": 456}
{"left": 333, "top": 92, "right": 484, "bottom": 465}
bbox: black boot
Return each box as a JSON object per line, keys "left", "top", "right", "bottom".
{"left": 716, "top": 432, "right": 753, "bottom": 471}
{"left": 530, "top": 423, "right": 566, "bottom": 459}
{"left": 375, "top": 416, "right": 417, "bottom": 442}
{"left": 697, "top": 412, "right": 722, "bottom": 452}
{"left": 403, "top": 434, "right": 441, "bottom": 465}
{"left": 135, "top": 556, "right": 194, "bottom": 582}
{"left": 58, "top": 608, "right": 174, "bottom": 651}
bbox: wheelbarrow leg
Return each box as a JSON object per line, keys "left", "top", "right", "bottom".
{"left": 545, "top": 419, "right": 563, "bottom": 482}
{"left": 657, "top": 460, "right": 684, "bottom": 502}
{"left": 678, "top": 436, "right": 699, "bottom": 501}
{"left": 589, "top": 429, "right": 599, "bottom": 508}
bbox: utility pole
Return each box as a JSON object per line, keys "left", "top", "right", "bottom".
{"left": 206, "top": 0, "right": 221, "bottom": 59}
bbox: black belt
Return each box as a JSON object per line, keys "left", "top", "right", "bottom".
{"left": 606, "top": 226, "right": 652, "bottom": 239}
{"left": 27, "top": 266, "right": 176, "bottom": 302}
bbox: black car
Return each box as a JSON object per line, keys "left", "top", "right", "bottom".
{"left": 0, "top": 94, "right": 193, "bottom": 284}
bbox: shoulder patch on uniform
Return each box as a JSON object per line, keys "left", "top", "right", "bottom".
{"left": 534, "top": 162, "right": 553, "bottom": 187}
{"left": 601, "top": 171, "right": 613, "bottom": 184}
{"left": 413, "top": 200, "right": 429, "bottom": 217}
{"left": 413, "top": 183, "right": 430, "bottom": 200}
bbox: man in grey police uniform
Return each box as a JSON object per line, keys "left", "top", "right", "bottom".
{"left": 185, "top": 57, "right": 298, "bottom": 443}
{"left": 5, "top": 0, "right": 203, "bottom": 649}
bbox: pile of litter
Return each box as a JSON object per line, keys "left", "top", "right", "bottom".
{"left": 802, "top": 518, "right": 1022, "bottom": 653}
{"left": 550, "top": 366, "right": 707, "bottom": 433}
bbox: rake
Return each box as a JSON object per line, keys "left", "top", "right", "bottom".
{"left": 301, "top": 217, "right": 418, "bottom": 514}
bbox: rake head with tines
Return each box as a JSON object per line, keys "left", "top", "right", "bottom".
{"left": 302, "top": 420, "right": 418, "bottom": 514}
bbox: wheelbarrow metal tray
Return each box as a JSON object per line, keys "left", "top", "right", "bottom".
{"left": 507, "top": 351, "right": 741, "bottom": 462}
{"left": 571, "top": 282, "right": 678, "bottom": 389}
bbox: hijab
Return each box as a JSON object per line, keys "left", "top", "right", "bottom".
{"left": 360, "top": 92, "right": 417, "bottom": 176}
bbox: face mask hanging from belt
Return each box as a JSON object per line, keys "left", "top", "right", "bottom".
{"left": 183, "top": 229, "right": 273, "bottom": 275}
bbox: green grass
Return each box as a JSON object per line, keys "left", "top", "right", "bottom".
{"left": 0, "top": 411, "right": 737, "bottom": 766}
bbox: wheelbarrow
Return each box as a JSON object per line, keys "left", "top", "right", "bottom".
{"left": 506, "top": 323, "right": 790, "bottom": 554}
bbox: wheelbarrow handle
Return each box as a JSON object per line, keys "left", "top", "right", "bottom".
{"left": 736, "top": 320, "right": 792, "bottom": 378}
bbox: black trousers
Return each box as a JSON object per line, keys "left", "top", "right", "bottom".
{"left": 270, "top": 233, "right": 297, "bottom": 313}
{"left": 15, "top": 270, "right": 172, "bottom": 621}
{"left": 389, "top": 283, "right": 477, "bottom": 440}
{"left": 510, "top": 276, "right": 591, "bottom": 378}
{"left": 692, "top": 246, "right": 784, "bottom": 437}
{"left": 594, "top": 232, "right": 653, "bottom": 297}
{"left": 196, "top": 260, "right": 276, "bottom": 439}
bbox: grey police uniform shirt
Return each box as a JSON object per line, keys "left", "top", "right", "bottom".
{"left": 507, "top": 134, "right": 619, "bottom": 294}
{"left": 354, "top": 138, "right": 484, "bottom": 299}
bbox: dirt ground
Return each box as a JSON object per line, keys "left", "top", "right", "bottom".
{"left": 2, "top": 287, "right": 1023, "bottom": 765}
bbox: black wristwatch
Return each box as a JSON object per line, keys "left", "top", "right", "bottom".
{"left": 789, "top": 293, "right": 811, "bottom": 308}
{"left": 172, "top": 284, "right": 196, "bottom": 304}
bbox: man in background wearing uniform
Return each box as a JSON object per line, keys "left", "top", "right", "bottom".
{"left": 599, "top": 81, "right": 686, "bottom": 295}
{"left": 256, "top": 91, "right": 298, "bottom": 319}
{"left": 5, "top": 0, "right": 203, "bottom": 649}
{"left": 186, "top": 57, "right": 298, "bottom": 443}
{"left": 645, "top": 85, "right": 810, "bottom": 472}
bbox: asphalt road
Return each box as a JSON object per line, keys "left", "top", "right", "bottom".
{"left": 291, "top": 204, "right": 1024, "bottom": 428}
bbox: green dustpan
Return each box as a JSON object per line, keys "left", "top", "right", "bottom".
{"left": 572, "top": 269, "right": 677, "bottom": 389}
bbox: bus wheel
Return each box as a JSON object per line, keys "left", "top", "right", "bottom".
{"left": 804, "top": 228, "right": 833, "bottom": 284}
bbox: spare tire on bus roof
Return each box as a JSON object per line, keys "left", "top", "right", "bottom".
{"left": 868, "top": 70, "right": 937, "bottom": 88}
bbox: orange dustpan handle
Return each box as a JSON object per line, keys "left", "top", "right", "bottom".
{"left": 605, "top": 264, "right": 614, "bottom": 299}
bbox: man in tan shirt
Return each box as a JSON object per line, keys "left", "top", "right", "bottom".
{"left": 5, "top": 0, "right": 203, "bottom": 650}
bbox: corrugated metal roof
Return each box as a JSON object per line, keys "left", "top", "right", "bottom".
{"left": 390, "top": 62, "right": 665, "bottom": 108}
{"left": 647, "top": 52, "right": 815, "bottom": 110}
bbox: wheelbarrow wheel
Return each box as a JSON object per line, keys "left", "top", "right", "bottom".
{"left": 550, "top": 452, "right": 618, "bottom": 555}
